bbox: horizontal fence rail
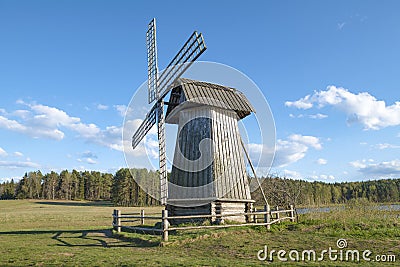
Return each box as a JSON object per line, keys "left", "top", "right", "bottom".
{"left": 112, "top": 205, "right": 296, "bottom": 242}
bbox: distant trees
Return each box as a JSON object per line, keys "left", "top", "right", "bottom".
{"left": 0, "top": 179, "right": 16, "bottom": 199}
{"left": 111, "top": 168, "right": 159, "bottom": 206}
{"left": 252, "top": 176, "right": 400, "bottom": 206}
{"left": 0, "top": 168, "right": 159, "bottom": 206}
{"left": 0, "top": 169, "right": 399, "bottom": 207}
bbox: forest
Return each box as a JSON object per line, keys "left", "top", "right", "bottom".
{"left": 0, "top": 168, "right": 399, "bottom": 207}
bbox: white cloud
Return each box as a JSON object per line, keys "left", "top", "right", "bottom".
{"left": 0, "top": 101, "right": 127, "bottom": 150}
{"left": 0, "top": 160, "right": 40, "bottom": 168}
{"left": 97, "top": 104, "right": 109, "bottom": 110}
{"left": 282, "top": 169, "right": 303, "bottom": 179}
{"left": 309, "top": 113, "right": 328, "bottom": 119}
{"left": 248, "top": 134, "right": 322, "bottom": 168}
{"left": 13, "top": 151, "right": 23, "bottom": 157}
{"left": 69, "top": 122, "right": 100, "bottom": 138}
{"left": 316, "top": 158, "right": 327, "bottom": 165}
{"left": 0, "top": 115, "right": 28, "bottom": 131}
{"left": 349, "top": 159, "right": 374, "bottom": 169}
{"left": 289, "top": 114, "right": 304, "bottom": 118}
{"left": 285, "top": 86, "right": 400, "bottom": 130}
{"left": 351, "top": 159, "right": 400, "bottom": 177}
{"left": 81, "top": 151, "right": 98, "bottom": 159}
{"left": 76, "top": 151, "right": 98, "bottom": 165}
{"left": 285, "top": 95, "right": 313, "bottom": 109}
{"left": 289, "top": 134, "right": 322, "bottom": 150}
{"left": 95, "top": 125, "right": 123, "bottom": 151}
{"left": 373, "top": 143, "right": 400, "bottom": 150}
{"left": 310, "top": 174, "right": 335, "bottom": 180}
{"left": 121, "top": 119, "right": 160, "bottom": 161}
{"left": 86, "top": 158, "right": 97, "bottom": 164}
{"left": 0, "top": 147, "right": 7, "bottom": 157}
{"left": 114, "top": 105, "right": 127, "bottom": 117}
{"left": 13, "top": 110, "right": 30, "bottom": 119}
{"left": 28, "top": 102, "right": 101, "bottom": 139}
{"left": 289, "top": 113, "right": 328, "bottom": 119}
{"left": 0, "top": 100, "right": 132, "bottom": 152}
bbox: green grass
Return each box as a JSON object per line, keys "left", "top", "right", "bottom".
{"left": 0, "top": 200, "right": 399, "bottom": 266}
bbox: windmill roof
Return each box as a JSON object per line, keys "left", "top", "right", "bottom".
{"left": 165, "top": 78, "right": 255, "bottom": 121}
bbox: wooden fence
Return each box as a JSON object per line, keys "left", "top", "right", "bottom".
{"left": 112, "top": 204, "right": 295, "bottom": 242}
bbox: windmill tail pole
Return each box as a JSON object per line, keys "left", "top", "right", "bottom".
{"left": 240, "top": 138, "right": 269, "bottom": 206}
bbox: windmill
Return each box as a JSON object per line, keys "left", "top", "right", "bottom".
{"left": 132, "top": 19, "right": 268, "bottom": 223}
{"left": 131, "top": 19, "right": 207, "bottom": 206}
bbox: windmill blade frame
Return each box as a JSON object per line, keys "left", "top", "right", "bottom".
{"left": 157, "top": 31, "right": 206, "bottom": 100}
{"left": 131, "top": 104, "right": 157, "bottom": 149}
{"left": 147, "top": 18, "right": 159, "bottom": 104}
{"left": 157, "top": 100, "right": 167, "bottom": 205}
{"left": 132, "top": 18, "right": 207, "bottom": 206}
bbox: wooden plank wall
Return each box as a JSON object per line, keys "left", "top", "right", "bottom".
{"left": 168, "top": 105, "right": 252, "bottom": 207}
{"left": 211, "top": 107, "right": 251, "bottom": 200}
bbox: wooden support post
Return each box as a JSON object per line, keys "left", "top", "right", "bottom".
{"left": 141, "top": 209, "right": 145, "bottom": 225}
{"left": 116, "top": 209, "right": 121, "bottom": 233}
{"left": 289, "top": 204, "right": 295, "bottom": 222}
{"left": 112, "top": 209, "right": 116, "bottom": 230}
{"left": 253, "top": 207, "right": 257, "bottom": 223}
{"left": 276, "top": 206, "right": 280, "bottom": 222}
{"left": 264, "top": 204, "right": 271, "bottom": 230}
{"left": 162, "top": 209, "right": 169, "bottom": 242}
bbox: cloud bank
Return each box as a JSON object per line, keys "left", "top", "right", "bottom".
{"left": 285, "top": 86, "right": 400, "bottom": 130}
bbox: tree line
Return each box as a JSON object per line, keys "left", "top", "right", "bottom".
{"left": 1, "top": 169, "right": 399, "bottom": 207}
{"left": 0, "top": 168, "right": 159, "bottom": 206}
{"left": 252, "top": 176, "right": 400, "bottom": 207}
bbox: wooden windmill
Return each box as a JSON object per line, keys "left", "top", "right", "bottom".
{"left": 132, "top": 19, "right": 261, "bottom": 223}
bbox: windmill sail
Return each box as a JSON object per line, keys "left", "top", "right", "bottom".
{"left": 132, "top": 18, "right": 207, "bottom": 206}
{"left": 157, "top": 31, "right": 206, "bottom": 100}
{"left": 131, "top": 105, "right": 157, "bottom": 149}
{"left": 147, "top": 18, "right": 158, "bottom": 104}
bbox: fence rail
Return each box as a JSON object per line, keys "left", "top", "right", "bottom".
{"left": 112, "top": 204, "right": 296, "bottom": 242}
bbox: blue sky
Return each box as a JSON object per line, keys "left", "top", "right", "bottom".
{"left": 1, "top": 0, "right": 400, "bottom": 182}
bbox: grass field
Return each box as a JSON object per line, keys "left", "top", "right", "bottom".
{"left": 0, "top": 200, "right": 399, "bottom": 266}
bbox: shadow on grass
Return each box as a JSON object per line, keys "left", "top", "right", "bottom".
{"left": 34, "top": 201, "right": 113, "bottom": 207}
{"left": 0, "top": 229, "right": 159, "bottom": 248}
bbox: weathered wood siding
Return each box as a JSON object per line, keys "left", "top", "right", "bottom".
{"left": 168, "top": 105, "right": 251, "bottom": 203}
{"left": 211, "top": 107, "right": 251, "bottom": 200}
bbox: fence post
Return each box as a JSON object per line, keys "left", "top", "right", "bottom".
{"left": 253, "top": 207, "right": 257, "bottom": 223}
{"left": 116, "top": 209, "right": 121, "bottom": 233}
{"left": 264, "top": 204, "right": 271, "bottom": 230}
{"left": 112, "top": 209, "right": 116, "bottom": 230}
{"left": 289, "top": 204, "right": 295, "bottom": 222}
{"left": 141, "top": 209, "right": 145, "bottom": 225}
{"left": 162, "top": 209, "right": 169, "bottom": 242}
{"left": 276, "top": 206, "right": 280, "bottom": 222}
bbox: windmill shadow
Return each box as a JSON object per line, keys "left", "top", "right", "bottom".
{"left": 34, "top": 201, "right": 113, "bottom": 207}
{"left": 0, "top": 229, "right": 159, "bottom": 248}
{"left": 50, "top": 229, "right": 159, "bottom": 248}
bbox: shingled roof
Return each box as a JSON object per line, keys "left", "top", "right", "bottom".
{"left": 165, "top": 78, "right": 255, "bottom": 120}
